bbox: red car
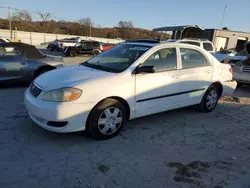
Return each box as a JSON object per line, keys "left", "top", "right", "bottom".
{"left": 102, "top": 43, "right": 115, "bottom": 51}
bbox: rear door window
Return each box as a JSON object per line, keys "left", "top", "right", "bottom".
{"left": 203, "top": 43, "right": 214, "bottom": 51}
{"left": 180, "top": 48, "right": 210, "bottom": 69}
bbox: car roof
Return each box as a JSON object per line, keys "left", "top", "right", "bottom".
{"left": 123, "top": 42, "right": 157, "bottom": 47}
{"left": 125, "top": 41, "right": 207, "bottom": 50}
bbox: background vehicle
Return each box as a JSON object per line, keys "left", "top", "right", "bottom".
{"left": 47, "top": 40, "right": 62, "bottom": 51}
{"left": 176, "top": 38, "right": 215, "bottom": 52}
{"left": 216, "top": 48, "right": 237, "bottom": 56}
{"left": 212, "top": 49, "right": 247, "bottom": 64}
{"left": 0, "top": 37, "right": 10, "bottom": 43}
{"left": 63, "top": 40, "right": 103, "bottom": 57}
{"left": 25, "top": 42, "right": 236, "bottom": 140}
{"left": 101, "top": 43, "right": 115, "bottom": 51}
{"left": 47, "top": 37, "right": 81, "bottom": 51}
{"left": 0, "top": 42, "right": 64, "bottom": 85}
{"left": 233, "top": 59, "right": 250, "bottom": 86}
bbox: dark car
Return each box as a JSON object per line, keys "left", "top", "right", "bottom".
{"left": 63, "top": 41, "right": 103, "bottom": 57}
{"left": 47, "top": 40, "right": 62, "bottom": 51}
{"left": 0, "top": 42, "right": 64, "bottom": 85}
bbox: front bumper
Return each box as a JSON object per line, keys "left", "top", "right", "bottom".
{"left": 234, "top": 72, "right": 250, "bottom": 83}
{"left": 24, "top": 88, "right": 96, "bottom": 133}
{"left": 221, "top": 80, "right": 237, "bottom": 96}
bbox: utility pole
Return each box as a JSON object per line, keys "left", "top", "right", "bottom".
{"left": 90, "top": 21, "right": 92, "bottom": 37}
{"left": 8, "top": 6, "right": 12, "bottom": 40}
{"left": 215, "top": 5, "right": 228, "bottom": 51}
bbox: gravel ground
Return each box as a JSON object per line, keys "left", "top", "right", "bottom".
{"left": 1, "top": 50, "right": 250, "bottom": 188}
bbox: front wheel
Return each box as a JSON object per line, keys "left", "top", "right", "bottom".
{"left": 87, "top": 99, "right": 127, "bottom": 140}
{"left": 198, "top": 85, "right": 219, "bottom": 113}
{"left": 70, "top": 51, "right": 77, "bottom": 57}
{"left": 92, "top": 50, "right": 100, "bottom": 56}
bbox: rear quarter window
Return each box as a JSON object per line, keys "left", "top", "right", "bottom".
{"left": 203, "top": 42, "right": 214, "bottom": 51}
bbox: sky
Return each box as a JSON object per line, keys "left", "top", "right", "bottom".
{"left": 0, "top": 0, "right": 250, "bottom": 32}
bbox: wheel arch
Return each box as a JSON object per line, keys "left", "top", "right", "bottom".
{"left": 86, "top": 96, "right": 131, "bottom": 129}
{"left": 33, "top": 65, "right": 55, "bottom": 79}
{"left": 211, "top": 81, "right": 223, "bottom": 98}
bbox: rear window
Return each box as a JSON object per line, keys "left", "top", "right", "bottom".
{"left": 203, "top": 42, "right": 214, "bottom": 51}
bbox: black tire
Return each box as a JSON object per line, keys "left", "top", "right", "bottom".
{"left": 87, "top": 98, "right": 127, "bottom": 140}
{"left": 70, "top": 51, "right": 77, "bottom": 57}
{"left": 92, "top": 50, "right": 100, "bottom": 56}
{"left": 237, "top": 82, "right": 243, "bottom": 87}
{"left": 198, "top": 85, "right": 219, "bottom": 113}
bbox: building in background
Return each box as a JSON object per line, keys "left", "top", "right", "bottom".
{"left": 205, "top": 29, "right": 250, "bottom": 52}
{"left": 153, "top": 25, "right": 250, "bottom": 52}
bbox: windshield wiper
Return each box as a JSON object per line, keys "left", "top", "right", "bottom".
{"left": 81, "top": 61, "right": 118, "bottom": 73}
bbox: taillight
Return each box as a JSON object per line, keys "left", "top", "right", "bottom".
{"left": 229, "top": 67, "right": 233, "bottom": 74}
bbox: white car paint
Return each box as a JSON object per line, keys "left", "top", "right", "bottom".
{"left": 176, "top": 39, "right": 215, "bottom": 53}
{"left": 24, "top": 43, "right": 237, "bottom": 133}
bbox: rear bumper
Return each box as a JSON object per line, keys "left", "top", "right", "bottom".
{"left": 221, "top": 80, "right": 237, "bottom": 96}
{"left": 234, "top": 72, "right": 250, "bottom": 83}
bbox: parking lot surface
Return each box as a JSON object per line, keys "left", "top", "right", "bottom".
{"left": 1, "top": 55, "right": 250, "bottom": 188}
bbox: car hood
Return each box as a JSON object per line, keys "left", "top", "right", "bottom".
{"left": 40, "top": 55, "right": 64, "bottom": 66}
{"left": 34, "top": 65, "right": 113, "bottom": 91}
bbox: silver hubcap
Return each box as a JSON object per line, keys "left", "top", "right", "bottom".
{"left": 98, "top": 107, "right": 123, "bottom": 135}
{"left": 206, "top": 89, "right": 218, "bottom": 110}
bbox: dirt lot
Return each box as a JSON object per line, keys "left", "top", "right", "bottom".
{"left": 1, "top": 54, "right": 250, "bottom": 188}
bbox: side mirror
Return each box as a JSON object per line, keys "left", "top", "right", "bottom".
{"left": 135, "top": 65, "right": 155, "bottom": 74}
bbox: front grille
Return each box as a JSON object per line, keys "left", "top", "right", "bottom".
{"left": 242, "top": 65, "right": 250, "bottom": 73}
{"left": 30, "top": 83, "right": 42, "bottom": 97}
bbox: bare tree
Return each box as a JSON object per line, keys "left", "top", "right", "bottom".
{"left": 117, "top": 21, "right": 134, "bottom": 29}
{"left": 12, "top": 10, "right": 32, "bottom": 22}
{"left": 117, "top": 20, "right": 134, "bottom": 39}
{"left": 78, "top": 17, "right": 92, "bottom": 26}
{"left": 78, "top": 17, "right": 94, "bottom": 37}
{"left": 37, "top": 11, "right": 52, "bottom": 32}
{"left": 37, "top": 11, "right": 51, "bottom": 22}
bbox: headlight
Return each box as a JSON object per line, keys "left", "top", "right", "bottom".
{"left": 42, "top": 88, "right": 82, "bottom": 102}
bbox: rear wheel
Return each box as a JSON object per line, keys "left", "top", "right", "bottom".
{"left": 198, "top": 85, "right": 219, "bottom": 112}
{"left": 70, "top": 51, "right": 77, "bottom": 57}
{"left": 237, "top": 82, "right": 243, "bottom": 87}
{"left": 87, "top": 99, "right": 127, "bottom": 140}
{"left": 92, "top": 50, "right": 100, "bottom": 56}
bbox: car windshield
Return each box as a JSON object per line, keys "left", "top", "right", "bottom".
{"left": 81, "top": 43, "right": 150, "bottom": 73}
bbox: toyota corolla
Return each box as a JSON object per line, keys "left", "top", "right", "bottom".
{"left": 24, "top": 42, "right": 237, "bottom": 139}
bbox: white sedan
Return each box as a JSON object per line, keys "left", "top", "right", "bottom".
{"left": 24, "top": 42, "right": 237, "bottom": 139}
